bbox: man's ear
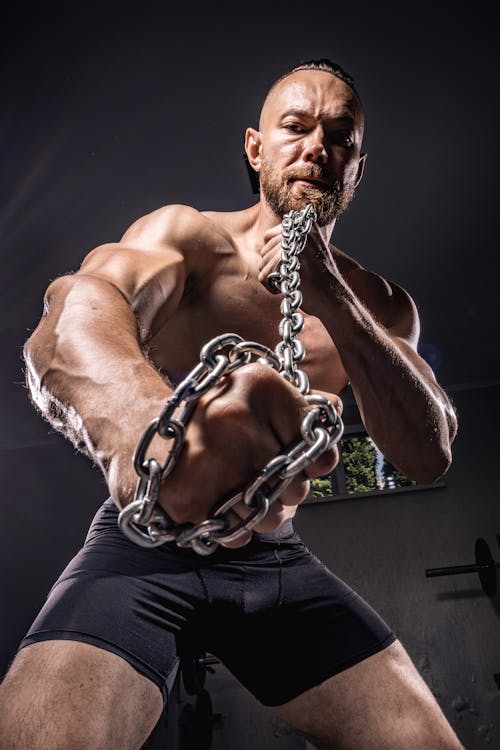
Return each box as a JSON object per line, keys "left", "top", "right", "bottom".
{"left": 355, "top": 153, "right": 367, "bottom": 187}
{"left": 245, "top": 128, "right": 262, "bottom": 172}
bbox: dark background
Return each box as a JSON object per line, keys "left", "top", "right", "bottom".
{"left": 2, "top": 0, "right": 498, "bottom": 420}
{"left": 1, "top": 2, "right": 499, "bottom": 747}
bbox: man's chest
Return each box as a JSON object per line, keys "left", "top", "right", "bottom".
{"left": 150, "top": 255, "right": 349, "bottom": 394}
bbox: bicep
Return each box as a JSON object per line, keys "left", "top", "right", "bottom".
{"left": 384, "top": 282, "right": 420, "bottom": 349}
{"left": 350, "top": 267, "right": 420, "bottom": 349}
{"left": 384, "top": 284, "right": 441, "bottom": 385}
{"left": 352, "top": 269, "right": 436, "bottom": 377}
{"left": 78, "top": 241, "right": 186, "bottom": 337}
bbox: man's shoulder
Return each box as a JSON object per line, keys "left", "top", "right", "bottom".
{"left": 331, "top": 243, "right": 409, "bottom": 299}
{"left": 121, "top": 204, "right": 234, "bottom": 255}
{"left": 331, "top": 243, "right": 419, "bottom": 341}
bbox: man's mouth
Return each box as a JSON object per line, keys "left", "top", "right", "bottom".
{"left": 290, "top": 177, "right": 330, "bottom": 190}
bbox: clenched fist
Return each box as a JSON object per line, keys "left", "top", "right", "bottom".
{"left": 157, "top": 363, "right": 341, "bottom": 547}
{"left": 258, "top": 221, "right": 340, "bottom": 308}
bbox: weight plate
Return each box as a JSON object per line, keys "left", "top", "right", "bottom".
{"left": 475, "top": 538, "right": 497, "bottom": 597}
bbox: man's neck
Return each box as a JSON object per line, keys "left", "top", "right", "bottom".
{"left": 244, "top": 199, "right": 336, "bottom": 253}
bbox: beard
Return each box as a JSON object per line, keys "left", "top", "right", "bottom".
{"left": 259, "top": 159, "right": 356, "bottom": 226}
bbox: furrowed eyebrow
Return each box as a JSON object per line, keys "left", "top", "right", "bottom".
{"left": 279, "top": 108, "right": 355, "bottom": 127}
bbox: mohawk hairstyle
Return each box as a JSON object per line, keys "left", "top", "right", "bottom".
{"left": 268, "top": 58, "right": 359, "bottom": 99}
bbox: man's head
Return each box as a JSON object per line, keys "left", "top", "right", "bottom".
{"left": 245, "top": 59, "right": 366, "bottom": 226}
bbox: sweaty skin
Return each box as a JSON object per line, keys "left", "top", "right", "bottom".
{"left": 23, "top": 70, "right": 457, "bottom": 546}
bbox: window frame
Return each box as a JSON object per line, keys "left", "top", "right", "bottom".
{"left": 307, "top": 423, "right": 446, "bottom": 504}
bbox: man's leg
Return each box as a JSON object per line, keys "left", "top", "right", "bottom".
{"left": 271, "top": 640, "right": 463, "bottom": 750}
{"left": 0, "top": 640, "right": 163, "bottom": 750}
{"left": 0, "top": 498, "right": 208, "bottom": 748}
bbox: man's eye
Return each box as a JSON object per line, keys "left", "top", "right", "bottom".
{"left": 333, "top": 132, "right": 354, "bottom": 147}
{"left": 284, "top": 123, "right": 304, "bottom": 133}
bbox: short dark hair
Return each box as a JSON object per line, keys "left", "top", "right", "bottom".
{"left": 268, "top": 58, "right": 359, "bottom": 99}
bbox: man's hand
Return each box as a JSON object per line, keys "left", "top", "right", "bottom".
{"left": 154, "top": 363, "right": 341, "bottom": 548}
{"left": 258, "top": 221, "right": 339, "bottom": 307}
{"left": 257, "top": 218, "right": 456, "bottom": 484}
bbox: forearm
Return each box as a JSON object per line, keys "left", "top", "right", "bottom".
{"left": 24, "top": 273, "right": 172, "bottom": 501}
{"left": 310, "top": 277, "right": 455, "bottom": 482}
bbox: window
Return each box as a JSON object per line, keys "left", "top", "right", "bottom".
{"left": 308, "top": 427, "right": 426, "bottom": 502}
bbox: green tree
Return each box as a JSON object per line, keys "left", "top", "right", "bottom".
{"left": 310, "top": 475, "right": 335, "bottom": 499}
{"left": 342, "top": 435, "right": 377, "bottom": 494}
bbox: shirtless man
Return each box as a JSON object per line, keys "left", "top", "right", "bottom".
{"left": 0, "top": 59, "right": 461, "bottom": 749}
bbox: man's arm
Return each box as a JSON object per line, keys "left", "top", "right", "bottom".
{"left": 259, "top": 224, "right": 457, "bottom": 484}
{"left": 315, "top": 271, "right": 457, "bottom": 484}
{"left": 24, "top": 205, "right": 338, "bottom": 542}
{"left": 23, "top": 205, "right": 192, "bottom": 508}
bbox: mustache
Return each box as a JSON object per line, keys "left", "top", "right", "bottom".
{"left": 285, "top": 166, "right": 337, "bottom": 188}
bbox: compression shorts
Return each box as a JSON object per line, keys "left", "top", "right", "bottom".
{"left": 20, "top": 498, "right": 396, "bottom": 706}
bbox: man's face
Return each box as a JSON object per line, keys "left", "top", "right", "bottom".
{"left": 256, "top": 70, "right": 365, "bottom": 226}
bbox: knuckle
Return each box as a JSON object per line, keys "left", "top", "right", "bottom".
{"left": 263, "top": 225, "right": 280, "bottom": 242}
{"left": 307, "top": 445, "right": 339, "bottom": 477}
{"left": 232, "top": 361, "right": 282, "bottom": 399}
{"left": 280, "top": 476, "right": 310, "bottom": 506}
{"left": 210, "top": 395, "right": 243, "bottom": 421}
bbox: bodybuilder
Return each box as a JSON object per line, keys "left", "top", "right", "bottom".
{"left": 0, "top": 60, "right": 462, "bottom": 749}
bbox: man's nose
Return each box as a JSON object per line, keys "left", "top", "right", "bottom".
{"left": 303, "top": 129, "right": 328, "bottom": 164}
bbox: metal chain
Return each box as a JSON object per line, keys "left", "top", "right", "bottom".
{"left": 268, "top": 203, "right": 316, "bottom": 395}
{"left": 118, "top": 205, "right": 344, "bottom": 555}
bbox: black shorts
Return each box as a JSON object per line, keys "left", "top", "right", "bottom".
{"left": 20, "top": 498, "right": 396, "bottom": 707}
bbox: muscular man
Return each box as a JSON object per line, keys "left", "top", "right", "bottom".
{"left": 0, "top": 59, "right": 461, "bottom": 749}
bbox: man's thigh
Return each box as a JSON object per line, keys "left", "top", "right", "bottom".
{"left": 271, "top": 640, "right": 464, "bottom": 750}
{"left": 0, "top": 640, "right": 163, "bottom": 750}
{"left": 206, "top": 540, "right": 396, "bottom": 707}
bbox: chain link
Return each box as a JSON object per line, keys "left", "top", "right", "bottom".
{"left": 118, "top": 205, "right": 344, "bottom": 554}
{"left": 269, "top": 203, "right": 316, "bottom": 394}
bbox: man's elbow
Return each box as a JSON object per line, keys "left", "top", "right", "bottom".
{"left": 23, "top": 329, "right": 49, "bottom": 397}
{"left": 23, "top": 274, "right": 79, "bottom": 397}
{"left": 415, "top": 405, "right": 457, "bottom": 484}
{"left": 403, "top": 434, "right": 453, "bottom": 485}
